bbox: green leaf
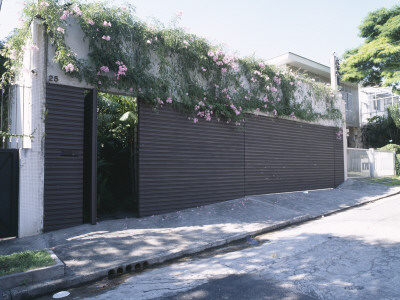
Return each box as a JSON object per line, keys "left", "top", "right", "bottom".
{"left": 119, "top": 111, "right": 135, "bottom": 122}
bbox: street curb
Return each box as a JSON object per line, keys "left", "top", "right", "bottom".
{"left": 8, "top": 190, "right": 400, "bottom": 300}
{"left": 0, "top": 250, "right": 64, "bottom": 299}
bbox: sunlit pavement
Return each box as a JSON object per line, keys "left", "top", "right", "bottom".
{"left": 76, "top": 194, "right": 400, "bottom": 300}
{"left": 2, "top": 179, "right": 400, "bottom": 299}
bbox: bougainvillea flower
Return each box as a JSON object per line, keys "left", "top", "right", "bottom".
{"left": 64, "top": 63, "right": 74, "bottom": 72}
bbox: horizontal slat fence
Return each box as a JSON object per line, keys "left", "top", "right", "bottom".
{"left": 44, "top": 84, "right": 85, "bottom": 231}
{"left": 138, "top": 102, "right": 245, "bottom": 216}
{"left": 138, "top": 101, "right": 344, "bottom": 217}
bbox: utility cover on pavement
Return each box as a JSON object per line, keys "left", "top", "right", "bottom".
{"left": 53, "top": 291, "right": 70, "bottom": 299}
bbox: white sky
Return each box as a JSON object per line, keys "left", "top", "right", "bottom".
{"left": 0, "top": 0, "right": 399, "bottom": 65}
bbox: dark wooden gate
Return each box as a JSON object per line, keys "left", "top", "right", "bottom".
{"left": 244, "top": 115, "right": 343, "bottom": 195}
{"left": 44, "top": 84, "right": 97, "bottom": 232}
{"left": 138, "top": 101, "right": 245, "bottom": 217}
{"left": 138, "top": 102, "right": 345, "bottom": 216}
{"left": 0, "top": 149, "right": 19, "bottom": 238}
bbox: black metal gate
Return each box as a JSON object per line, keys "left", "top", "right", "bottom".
{"left": 138, "top": 102, "right": 345, "bottom": 217}
{"left": 44, "top": 84, "right": 97, "bottom": 232}
{"left": 0, "top": 149, "right": 19, "bottom": 238}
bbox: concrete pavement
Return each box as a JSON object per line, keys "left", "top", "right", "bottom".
{"left": 1, "top": 179, "right": 399, "bottom": 299}
{"left": 79, "top": 193, "right": 400, "bottom": 300}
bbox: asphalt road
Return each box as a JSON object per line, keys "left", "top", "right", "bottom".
{"left": 69, "top": 194, "right": 400, "bottom": 300}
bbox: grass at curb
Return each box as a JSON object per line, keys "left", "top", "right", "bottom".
{"left": 0, "top": 250, "right": 56, "bottom": 276}
{"left": 358, "top": 176, "right": 400, "bottom": 186}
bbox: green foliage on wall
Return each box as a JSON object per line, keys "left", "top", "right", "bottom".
{"left": 97, "top": 92, "right": 137, "bottom": 214}
{"left": 1, "top": 0, "right": 342, "bottom": 126}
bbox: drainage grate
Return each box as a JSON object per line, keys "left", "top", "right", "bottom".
{"left": 108, "top": 261, "right": 149, "bottom": 278}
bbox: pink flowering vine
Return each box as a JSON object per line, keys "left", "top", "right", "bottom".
{"left": 221, "top": 68, "right": 227, "bottom": 73}
{"left": 73, "top": 5, "right": 82, "bottom": 15}
{"left": 116, "top": 61, "right": 128, "bottom": 79}
{"left": 18, "top": 17, "right": 25, "bottom": 28}
{"left": 100, "top": 66, "right": 109, "bottom": 73}
{"left": 103, "top": 21, "right": 112, "bottom": 27}
{"left": 102, "top": 35, "right": 111, "bottom": 41}
{"left": 273, "top": 109, "right": 278, "bottom": 116}
{"left": 88, "top": 19, "right": 95, "bottom": 25}
{"left": 64, "top": 63, "right": 74, "bottom": 72}
{"left": 230, "top": 103, "right": 241, "bottom": 116}
{"left": 336, "top": 130, "right": 343, "bottom": 140}
{"left": 166, "top": 97, "right": 172, "bottom": 104}
{"left": 56, "top": 27, "right": 65, "bottom": 33}
{"left": 273, "top": 76, "right": 281, "bottom": 85}
{"left": 60, "top": 10, "right": 69, "bottom": 20}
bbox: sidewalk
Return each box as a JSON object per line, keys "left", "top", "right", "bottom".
{"left": 1, "top": 179, "right": 399, "bottom": 299}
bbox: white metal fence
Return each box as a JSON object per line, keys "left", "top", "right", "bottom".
{"left": 1, "top": 85, "right": 32, "bottom": 149}
{"left": 347, "top": 148, "right": 395, "bottom": 178}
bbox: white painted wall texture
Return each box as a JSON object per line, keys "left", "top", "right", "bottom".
{"left": 16, "top": 19, "right": 46, "bottom": 237}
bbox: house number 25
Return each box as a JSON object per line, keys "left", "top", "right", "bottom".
{"left": 48, "top": 75, "right": 59, "bottom": 83}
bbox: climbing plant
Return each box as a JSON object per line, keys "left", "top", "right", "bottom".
{"left": 1, "top": 0, "right": 342, "bottom": 126}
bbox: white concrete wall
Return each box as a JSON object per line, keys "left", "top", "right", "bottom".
{"left": 330, "top": 53, "right": 347, "bottom": 181}
{"left": 16, "top": 19, "right": 47, "bottom": 237}
{"left": 47, "top": 18, "right": 93, "bottom": 89}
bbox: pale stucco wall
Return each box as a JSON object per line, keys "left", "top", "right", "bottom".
{"left": 15, "top": 19, "right": 47, "bottom": 237}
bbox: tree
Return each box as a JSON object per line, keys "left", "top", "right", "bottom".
{"left": 0, "top": 41, "right": 7, "bottom": 79}
{"left": 340, "top": 5, "right": 400, "bottom": 92}
{"left": 362, "top": 104, "right": 400, "bottom": 148}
